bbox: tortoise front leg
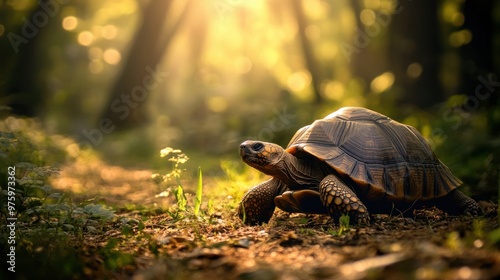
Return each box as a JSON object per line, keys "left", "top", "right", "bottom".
{"left": 319, "top": 175, "right": 370, "bottom": 225}
{"left": 238, "top": 178, "right": 287, "bottom": 225}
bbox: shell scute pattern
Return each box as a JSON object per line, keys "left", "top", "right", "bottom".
{"left": 287, "top": 107, "right": 462, "bottom": 201}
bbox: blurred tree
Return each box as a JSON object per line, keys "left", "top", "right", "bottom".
{"left": 290, "top": 0, "right": 323, "bottom": 104}
{"left": 99, "top": 0, "right": 192, "bottom": 130}
{"left": 460, "top": 0, "right": 498, "bottom": 110}
{"left": 349, "top": 0, "right": 374, "bottom": 88}
{"left": 2, "top": 2, "right": 50, "bottom": 116}
{"left": 388, "top": 1, "right": 443, "bottom": 108}
{"left": 458, "top": 0, "right": 499, "bottom": 198}
{"left": 349, "top": 1, "right": 390, "bottom": 96}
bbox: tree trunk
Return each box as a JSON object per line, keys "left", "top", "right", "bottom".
{"left": 290, "top": 0, "right": 323, "bottom": 104}
{"left": 388, "top": 1, "right": 442, "bottom": 108}
{"left": 99, "top": 0, "right": 178, "bottom": 130}
{"left": 460, "top": 0, "right": 496, "bottom": 108}
{"left": 4, "top": 3, "right": 51, "bottom": 116}
{"left": 349, "top": 0, "right": 390, "bottom": 95}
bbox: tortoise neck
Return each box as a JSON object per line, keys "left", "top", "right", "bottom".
{"left": 273, "top": 152, "right": 324, "bottom": 187}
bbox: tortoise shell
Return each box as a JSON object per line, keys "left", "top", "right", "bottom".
{"left": 284, "top": 107, "right": 462, "bottom": 202}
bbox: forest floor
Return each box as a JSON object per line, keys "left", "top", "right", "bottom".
{"left": 8, "top": 158, "right": 500, "bottom": 280}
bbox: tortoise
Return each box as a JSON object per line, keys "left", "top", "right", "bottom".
{"left": 238, "top": 107, "right": 481, "bottom": 225}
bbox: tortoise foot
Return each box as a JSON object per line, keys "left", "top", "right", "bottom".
{"left": 463, "top": 200, "right": 482, "bottom": 217}
{"left": 464, "top": 202, "right": 482, "bottom": 217}
{"left": 351, "top": 210, "right": 371, "bottom": 225}
{"left": 319, "top": 175, "right": 371, "bottom": 225}
{"left": 438, "top": 189, "right": 483, "bottom": 217}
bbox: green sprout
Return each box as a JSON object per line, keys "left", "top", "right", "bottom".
{"left": 194, "top": 166, "right": 203, "bottom": 216}
{"left": 153, "top": 147, "right": 205, "bottom": 218}
{"left": 338, "top": 214, "right": 350, "bottom": 235}
{"left": 325, "top": 214, "right": 351, "bottom": 236}
{"left": 153, "top": 147, "right": 189, "bottom": 211}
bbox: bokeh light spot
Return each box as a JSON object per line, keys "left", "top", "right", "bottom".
{"left": 407, "top": 63, "right": 423, "bottom": 79}
{"left": 62, "top": 16, "right": 78, "bottom": 31}
{"left": 77, "top": 31, "right": 94, "bottom": 46}
{"left": 449, "top": 29, "right": 472, "bottom": 47}
{"left": 370, "top": 72, "right": 394, "bottom": 93}
{"left": 324, "top": 80, "right": 345, "bottom": 101}
{"left": 457, "top": 267, "right": 474, "bottom": 279}
{"left": 287, "top": 71, "right": 311, "bottom": 92}
{"left": 101, "top": 25, "right": 118, "bottom": 39}
{"left": 103, "top": 48, "right": 121, "bottom": 65}
{"left": 473, "top": 239, "right": 484, "bottom": 248}
{"left": 360, "top": 9, "right": 376, "bottom": 26}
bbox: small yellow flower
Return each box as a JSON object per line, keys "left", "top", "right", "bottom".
{"left": 160, "top": 147, "right": 173, "bottom": 157}
{"left": 160, "top": 147, "right": 183, "bottom": 157}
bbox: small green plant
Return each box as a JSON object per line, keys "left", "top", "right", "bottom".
{"left": 338, "top": 214, "right": 350, "bottom": 235}
{"left": 194, "top": 166, "right": 203, "bottom": 216}
{"left": 152, "top": 147, "right": 205, "bottom": 218}
{"left": 173, "top": 185, "right": 187, "bottom": 211}
{"left": 153, "top": 147, "right": 189, "bottom": 209}
{"left": 326, "top": 214, "right": 351, "bottom": 236}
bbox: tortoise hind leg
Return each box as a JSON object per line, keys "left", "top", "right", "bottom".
{"left": 435, "top": 189, "right": 482, "bottom": 216}
{"left": 319, "top": 175, "right": 371, "bottom": 225}
{"left": 275, "top": 190, "right": 328, "bottom": 214}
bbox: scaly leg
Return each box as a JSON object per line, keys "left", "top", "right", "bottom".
{"left": 319, "top": 175, "right": 370, "bottom": 224}
{"left": 436, "top": 189, "right": 482, "bottom": 216}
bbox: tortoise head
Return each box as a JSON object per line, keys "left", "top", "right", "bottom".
{"left": 240, "top": 141, "right": 286, "bottom": 175}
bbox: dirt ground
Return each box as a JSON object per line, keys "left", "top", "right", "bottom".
{"left": 49, "top": 160, "right": 500, "bottom": 280}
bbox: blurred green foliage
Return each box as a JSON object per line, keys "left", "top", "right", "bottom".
{"left": 0, "top": 117, "right": 123, "bottom": 278}
{"left": 0, "top": 117, "right": 115, "bottom": 227}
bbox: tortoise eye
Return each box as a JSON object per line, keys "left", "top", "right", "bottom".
{"left": 252, "top": 142, "right": 264, "bottom": 151}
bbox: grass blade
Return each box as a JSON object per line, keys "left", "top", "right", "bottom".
{"left": 174, "top": 182, "right": 187, "bottom": 211}
{"left": 194, "top": 166, "right": 203, "bottom": 216}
